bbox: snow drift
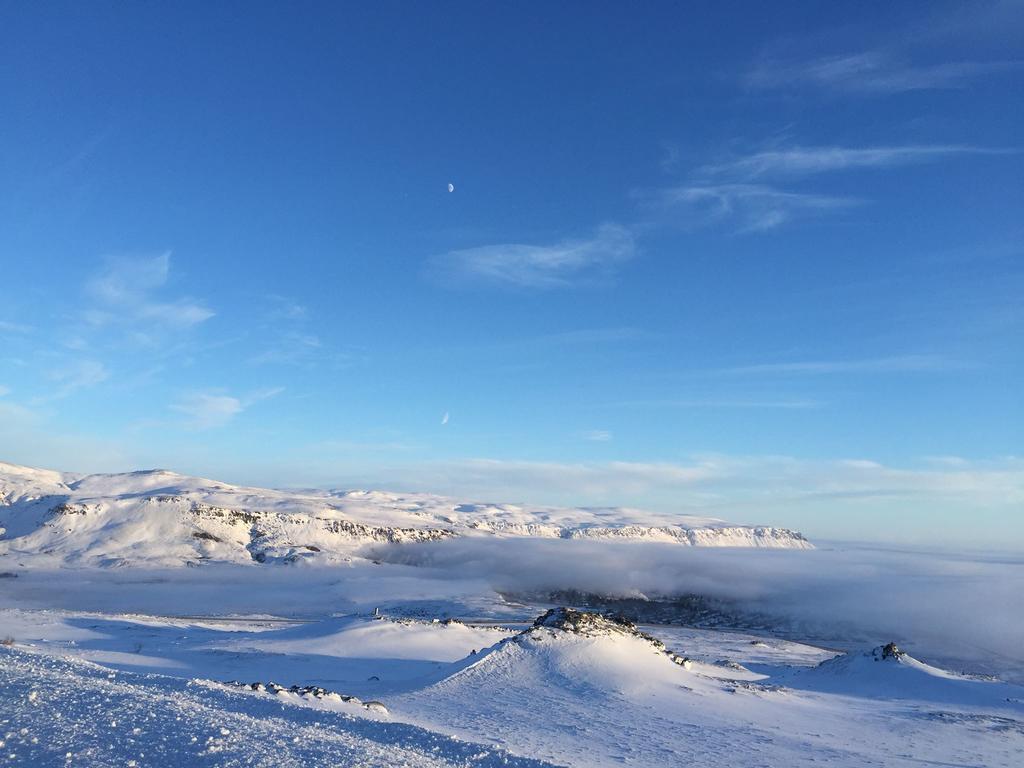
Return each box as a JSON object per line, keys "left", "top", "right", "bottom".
{"left": 790, "top": 642, "right": 1024, "bottom": 706}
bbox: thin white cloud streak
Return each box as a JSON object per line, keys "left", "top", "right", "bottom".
{"left": 660, "top": 141, "right": 682, "bottom": 171}
{"left": 700, "top": 145, "right": 1016, "bottom": 180}
{"left": 433, "top": 224, "right": 635, "bottom": 288}
{"left": 526, "top": 327, "right": 647, "bottom": 346}
{"left": 246, "top": 294, "right": 354, "bottom": 370}
{"left": 386, "top": 458, "right": 717, "bottom": 501}
{"left": 9, "top": 254, "right": 218, "bottom": 406}
{"left": 249, "top": 331, "right": 323, "bottom": 365}
{"left": 312, "top": 438, "right": 420, "bottom": 455}
{"left": 609, "top": 398, "right": 822, "bottom": 410}
{"left": 706, "top": 354, "right": 968, "bottom": 376}
{"left": 86, "top": 252, "right": 213, "bottom": 329}
{"left": 583, "top": 430, "right": 613, "bottom": 442}
{"left": 0, "top": 320, "right": 32, "bottom": 334}
{"left": 648, "top": 142, "right": 1011, "bottom": 232}
{"left": 757, "top": 456, "right": 1024, "bottom": 506}
{"left": 170, "top": 387, "right": 284, "bottom": 430}
{"left": 0, "top": 400, "right": 36, "bottom": 424}
{"left": 265, "top": 295, "right": 308, "bottom": 321}
{"left": 640, "top": 139, "right": 1013, "bottom": 232}
{"left": 372, "top": 455, "right": 1024, "bottom": 515}
{"left": 40, "top": 360, "right": 110, "bottom": 400}
{"left": 431, "top": 327, "right": 650, "bottom": 360}
{"left": 746, "top": 51, "right": 1022, "bottom": 93}
{"left": 87, "top": 251, "right": 168, "bottom": 303}
{"left": 171, "top": 393, "right": 243, "bottom": 429}
{"left": 637, "top": 183, "right": 858, "bottom": 232}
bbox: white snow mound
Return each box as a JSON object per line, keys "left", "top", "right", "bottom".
{"left": 791, "top": 642, "right": 1024, "bottom": 706}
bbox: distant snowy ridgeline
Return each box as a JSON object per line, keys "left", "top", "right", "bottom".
{"left": 466, "top": 519, "right": 810, "bottom": 547}
{"left": 0, "top": 461, "right": 812, "bottom": 567}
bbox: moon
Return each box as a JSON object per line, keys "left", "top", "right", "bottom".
{"left": 447, "top": 183, "right": 455, "bottom": 193}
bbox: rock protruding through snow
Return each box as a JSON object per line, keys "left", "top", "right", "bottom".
{"left": 526, "top": 608, "right": 692, "bottom": 668}
{"left": 223, "top": 680, "right": 389, "bottom": 713}
{"left": 877, "top": 642, "right": 906, "bottom": 661}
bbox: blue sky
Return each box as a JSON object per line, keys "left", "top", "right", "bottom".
{"left": 1, "top": 1, "right": 1022, "bottom": 545}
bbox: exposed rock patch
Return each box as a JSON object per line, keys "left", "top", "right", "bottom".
{"left": 525, "top": 607, "right": 692, "bottom": 668}
{"left": 223, "top": 680, "right": 389, "bottom": 714}
{"left": 877, "top": 642, "right": 907, "bottom": 661}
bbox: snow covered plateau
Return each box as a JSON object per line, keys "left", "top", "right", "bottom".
{"left": 1, "top": 460, "right": 1021, "bottom": 767}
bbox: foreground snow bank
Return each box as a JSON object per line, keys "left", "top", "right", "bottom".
{"left": 0, "top": 646, "right": 556, "bottom": 767}
{"left": 2, "top": 604, "right": 1023, "bottom": 768}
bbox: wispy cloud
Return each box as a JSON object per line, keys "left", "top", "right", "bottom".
{"left": 643, "top": 141, "right": 1011, "bottom": 233}
{"left": 583, "top": 430, "right": 613, "bottom": 442}
{"left": 85, "top": 252, "right": 213, "bottom": 330}
{"left": 709, "top": 354, "right": 967, "bottom": 376}
{"left": 390, "top": 458, "right": 720, "bottom": 501}
{"left": 637, "top": 183, "right": 857, "bottom": 232}
{"left": 659, "top": 141, "right": 683, "bottom": 172}
{"left": 376, "top": 455, "right": 1024, "bottom": 517}
{"left": 171, "top": 387, "right": 283, "bottom": 430}
{"left": 41, "top": 360, "right": 110, "bottom": 400}
{"left": 40, "top": 126, "right": 114, "bottom": 187}
{"left": 432, "top": 224, "right": 635, "bottom": 289}
{"left": 528, "top": 327, "right": 647, "bottom": 346}
{"left": 0, "top": 399, "right": 36, "bottom": 425}
{"left": 265, "top": 295, "right": 308, "bottom": 321}
{"left": 249, "top": 331, "right": 324, "bottom": 365}
{"left": 610, "top": 398, "right": 822, "bottom": 410}
{"left": 747, "top": 51, "right": 1021, "bottom": 94}
{"left": 7, "top": 254, "right": 219, "bottom": 405}
{"left": 700, "top": 145, "right": 1014, "bottom": 180}
{"left": 246, "top": 294, "right": 354, "bottom": 369}
{"left": 433, "top": 327, "right": 650, "bottom": 361}
{"left": 0, "top": 320, "right": 32, "bottom": 334}
{"left": 171, "top": 393, "right": 243, "bottom": 429}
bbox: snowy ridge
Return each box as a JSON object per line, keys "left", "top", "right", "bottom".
{"left": 0, "top": 461, "right": 812, "bottom": 567}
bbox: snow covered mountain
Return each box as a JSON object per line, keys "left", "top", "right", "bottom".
{"left": 0, "top": 460, "right": 812, "bottom": 567}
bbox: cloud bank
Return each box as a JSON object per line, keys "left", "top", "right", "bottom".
{"left": 367, "top": 537, "right": 1024, "bottom": 679}
{"left": 344, "top": 455, "right": 1024, "bottom": 548}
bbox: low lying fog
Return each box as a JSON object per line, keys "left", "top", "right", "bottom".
{"left": 4, "top": 537, "right": 1019, "bottom": 681}
{"left": 368, "top": 538, "right": 1024, "bottom": 675}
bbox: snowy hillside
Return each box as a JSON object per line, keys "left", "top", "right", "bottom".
{"left": 1, "top": 575, "right": 1022, "bottom": 766}
{"left": 8, "top": 463, "right": 1018, "bottom": 766}
{"left": 0, "top": 461, "right": 812, "bottom": 567}
{"left": 787, "top": 642, "right": 1024, "bottom": 705}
